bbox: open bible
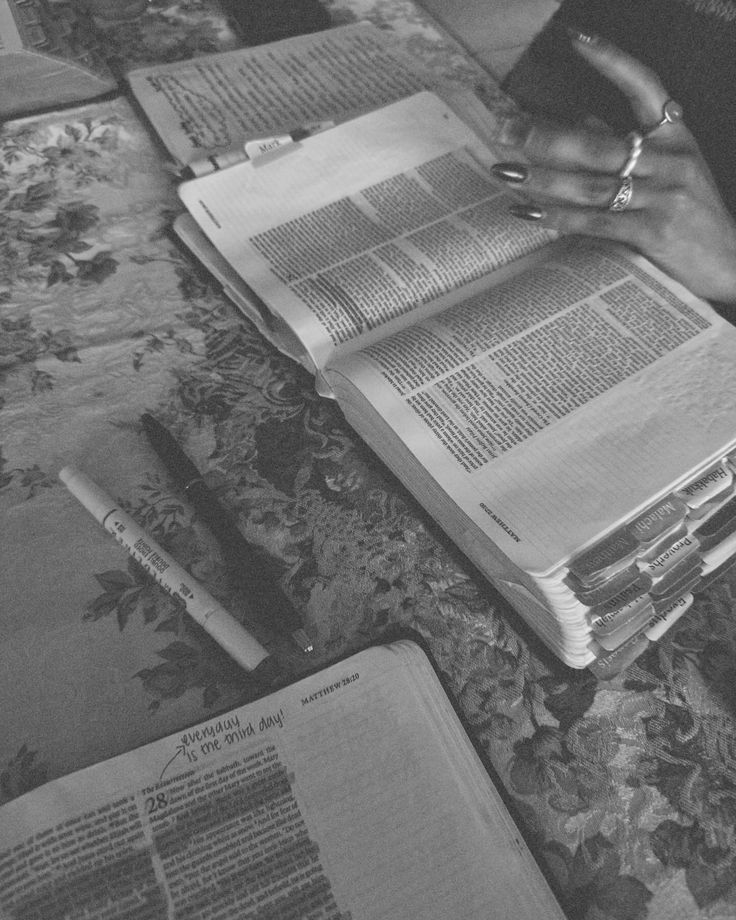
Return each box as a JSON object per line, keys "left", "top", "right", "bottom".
{"left": 174, "top": 88, "right": 736, "bottom": 672}
{"left": 0, "top": 639, "right": 566, "bottom": 919}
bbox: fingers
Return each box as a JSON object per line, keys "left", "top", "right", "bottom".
{"left": 520, "top": 119, "right": 631, "bottom": 175}
{"left": 488, "top": 34, "right": 736, "bottom": 301}
{"left": 502, "top": 112, "right": 690, "bottom": 179}
{"left": 511, "top": 202, "right": 649, "bottom": 251}
{"left": 494, "top": 33, "right": 693, "bottom": 178}
{"left": 568, "top": 31, "right": 687, "bottom": 142}
{"left": 493, "top": 162, "right": 651, "bottom": 211}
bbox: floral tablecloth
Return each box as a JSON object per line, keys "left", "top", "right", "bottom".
{"left": 2, "top": 2, "right": 736, "bottom": 918}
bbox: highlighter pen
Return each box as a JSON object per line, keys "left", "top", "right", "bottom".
{"left": 59, "top": 466, "right": 283, "bottom": 685}
{"left": 140, "top": 414, "right": 313, "bottom": 654}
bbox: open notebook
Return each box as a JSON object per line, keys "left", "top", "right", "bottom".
{"left": 0, "top": 639, "right": 565, "bottom": 919}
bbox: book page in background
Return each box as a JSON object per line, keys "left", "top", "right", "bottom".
{"left": 0, "top": 641, "right": 564, "bottom": 920}
{"left": 0, "top": 0, "right": 22, "bottom": 54}
{"left": 127, "top": 22, "right": 433, "bottom": 174}
{"left": 325, "top": 239, "right": 736, "bottom": 575}
{"left": 179, "top": 92, "right": 553, "bottom": 374}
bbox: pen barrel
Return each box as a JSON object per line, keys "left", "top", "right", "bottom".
{"left": 185, "top": 481, "right": 301, "bottom": 626}
{"left": 60, "top": 466, "right": 270, "bottom": 672}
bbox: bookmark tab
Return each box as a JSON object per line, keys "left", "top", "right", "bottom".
{"left": 568, "top": 528, "right": 639, "bottom": 584}
{"left": 697, "top": 552, "right": 736, "bottom": 591}
{"left": 639, "top": 522, "right": 688, "bottom": 563}
{"left": 244, "top": 134, "right": 296, "bottom": 159}
{"left": 588, "top": 585, "right": 652, "bottom": 635}
{"left": 590, "top": 591, "right": 695, "bottom": 675}
{"left": 648, "top": 561, "right": 701, "bottom": 600}
{"left": 594, "top": 601, "right": 655, "bottom": 650}
{"left": 568, "top": 561, "right": 641, "bottom": 607}
{"left": 640, "top": 535, "right": 700, "bottom": 581}
{"left": 676, "top": 461, "right": 732, "bottom": 509}
{"left": 645, "top": 593, "right": 693, "bottom": 641}
{"left": 695, "top": 495, "right": 736, "bottom": 551}
{"left": 589, "top": 631, "right": 651, "bottom": 679}
{"left": 244, "top": 120, "right": 335, "bottom": 161}
{"left": 627, "top": 495, "right": 687, "bottom": 548}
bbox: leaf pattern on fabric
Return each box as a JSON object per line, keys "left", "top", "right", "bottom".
{"left": 543, "top": 835, "right": 653, "bottom": 920}
{"left": 1, "top": 5, "right": 735, "bottom": 919}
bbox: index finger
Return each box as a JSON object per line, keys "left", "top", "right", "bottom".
{"left": 520, "top": 117, "right": 630, "bottom": 175}
{"left": 569, "top": 31, "right": 687, "bottom": 140}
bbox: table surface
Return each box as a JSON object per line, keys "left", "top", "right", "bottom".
{"left": 2, "top": 2, "right": 736, "bottom": 918}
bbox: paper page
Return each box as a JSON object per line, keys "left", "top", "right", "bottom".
{"left": 324, "top": 239, "right": 736, "bottom": 576}
{"left": 0, "top": 1, "right": 23, "bottom": 54}
{"left": 179, "top": 91, "right": 552, "bottom": 373}
{"left": 172, "top": 213, "right": 315, "bottom": 371}
{"left": 0, "top": 641, "right": 563, "bottom": 920}
{"left": 127, "top": 22, "right": 433, "bottom": 174}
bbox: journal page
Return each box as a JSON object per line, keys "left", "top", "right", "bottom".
{"left": 0, "top": 640, "right": 564, "bottom": 920}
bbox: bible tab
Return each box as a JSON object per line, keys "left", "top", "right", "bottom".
{"left": 627, "top": 495, "right": 688, "bottom": 548}
{"left": 568, "top": 527, "right": 639, "bottom": 585}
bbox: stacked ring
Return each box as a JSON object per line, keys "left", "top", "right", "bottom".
{"left": 608, "top": 175, "right": 633, "bottom": 212}
{"left": 607, "top": 100, "right": 683, "bottom": 212}
{"left": 619, "top": 131, "right": 643, "bottom": 179}
{"left": 608, "top": 131, "right": 642, "bottom": 212}
{"left": 643, "top": 99, "right": 684, "bottom": 136}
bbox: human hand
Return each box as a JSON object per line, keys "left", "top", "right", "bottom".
{"left": 492, "top": 31, "right": 736, "bottom": 305}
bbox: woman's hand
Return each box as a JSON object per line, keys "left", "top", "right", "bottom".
{"left": 492, "top": 31, "right": 736, "bottom": 305}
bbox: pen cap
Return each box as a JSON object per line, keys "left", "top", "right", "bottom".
{"left": 59, "top": 466, "right": 116, "bottom": 524}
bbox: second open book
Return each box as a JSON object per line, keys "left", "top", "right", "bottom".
{"left": 174, "top": 88, "right": 736, "bottom": 672}
{"left": 0, "top": 639, "right": 565, "bottom": 918}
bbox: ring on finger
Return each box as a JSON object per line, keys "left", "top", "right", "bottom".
{"left": 619, "top": 131, "right": 644, "bottom": 178}
{"left": 642, "top": 99, "right": 684, "bottom": 136}
{"left": 608, "top": 175, "right": 634, "bottom": 212}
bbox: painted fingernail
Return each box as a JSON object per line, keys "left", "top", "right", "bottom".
{"left": 509, "top": 204, "right": 545, "bottom": 221}
{"left": 566, "top": 27, "right": 600, "bottom": 44}
{"left": 491, "top": 162, "right": 528, "bottom": 184}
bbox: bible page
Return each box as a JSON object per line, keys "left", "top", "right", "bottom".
{"left": 179, "top": 91, "right": 553, "bottom": 375}
{"left": 324, "top": 238, "right": 736, "bottom": 576}
{"left": 0, "top": 640, "right": 563, "bottom": 920}
{"left": 128, "top": 22, "right": 432, "bottom": 175}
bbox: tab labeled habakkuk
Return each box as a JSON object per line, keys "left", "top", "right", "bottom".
{"left": 676, "top": 461, "right": 732, "bottom": 509}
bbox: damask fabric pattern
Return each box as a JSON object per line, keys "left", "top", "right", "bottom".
{"left": 0, "top": 2, "right": 735, "bottom": 919}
